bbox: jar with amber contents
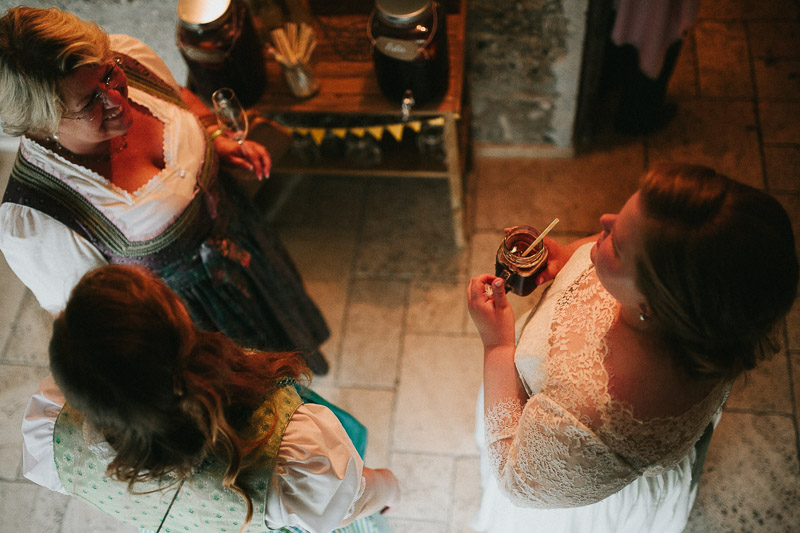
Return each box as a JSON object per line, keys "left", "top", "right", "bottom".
{"left": 177, "top": 0, "right": 266, "bottom": 106}
{"left": 368, "top": 0, "right": 449, "bottom": 106}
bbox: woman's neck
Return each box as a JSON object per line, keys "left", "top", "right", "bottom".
{"left": 34, "top": 134, "right": 128, "bottom": 163}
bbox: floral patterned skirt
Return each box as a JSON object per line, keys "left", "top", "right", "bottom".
{"left": 158, "top": 175, "right": 329, "bottom": 357}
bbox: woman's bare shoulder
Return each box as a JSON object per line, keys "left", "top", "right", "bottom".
{"left": 604, "top": 325, "right": 719, "bottom": 420}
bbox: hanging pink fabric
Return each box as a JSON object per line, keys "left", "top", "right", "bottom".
{"left": 611, "top": 0, "right": 700, "bottom": 79}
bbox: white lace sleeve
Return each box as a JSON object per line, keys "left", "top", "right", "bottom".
{"left": 486, "top": 394, "right": 638, "bottom": 508}
{"left": 485, "top": 397, "right": 524, "bottom": 472}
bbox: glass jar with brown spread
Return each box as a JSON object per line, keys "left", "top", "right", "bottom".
{"left": 495, "top": 226, "right": 549, "bottom": 296}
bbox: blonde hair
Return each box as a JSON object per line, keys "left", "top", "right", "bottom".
{"left": 0, "top": 6, "right": 109, "bottom": 137}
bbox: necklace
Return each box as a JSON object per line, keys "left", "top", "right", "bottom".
{"left": 50, "top": 135, "right": 128, "bottom": 163}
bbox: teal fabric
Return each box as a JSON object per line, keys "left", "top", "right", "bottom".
{"left": 294, "top": 384, "right": 368, "bottom": 459}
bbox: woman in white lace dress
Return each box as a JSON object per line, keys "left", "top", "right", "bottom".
{"left": 467, "top": 163, "right": 798, "bottom": 533}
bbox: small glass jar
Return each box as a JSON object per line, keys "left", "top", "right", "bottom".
{"left": 495, "top": 226, "right": 549, "bottom": 296}
{"left": 368, "top": 0, "right": 449, "bottom": 106}
{"left": 283, "top": 63, "right": 320, "bottom": 100}
{"left": 416, "top": 120, "right": 445, "bottom": 162}
{"left": 177, "top": 0, "right": 266, "bottom": 106}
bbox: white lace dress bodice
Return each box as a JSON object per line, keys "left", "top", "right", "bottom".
{"left": 482, "top": 243, "right": 730, "bottom": 513}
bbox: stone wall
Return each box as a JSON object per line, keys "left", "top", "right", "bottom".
{"left": 0, "top": 0, "right": 588, "bottom": 150}
{"left": 466, "top": 0, "right": 587, "bottom": 148}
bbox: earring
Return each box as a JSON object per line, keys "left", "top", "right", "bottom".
{"left": 639, "top": 313, "right": 647, "bottom": 322}
{"left": 52, "top": 132, "right": 59, "bottom": 141}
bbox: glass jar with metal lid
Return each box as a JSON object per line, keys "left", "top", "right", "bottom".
{"left": 176, "top": 0, "right": 266, "bottom": 106}
{"left": 368, "top": 0, "right": 449, "bottom": 106}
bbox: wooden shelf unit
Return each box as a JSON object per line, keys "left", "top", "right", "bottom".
{"left": 250, "top": 0, "right": 469, "bottom": 247}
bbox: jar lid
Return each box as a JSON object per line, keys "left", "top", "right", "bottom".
{"left": 177, "top": 0, "right": 232, "bottom": 30}
{"left": 375, "top": 0, "right": 432, "bottom": 26}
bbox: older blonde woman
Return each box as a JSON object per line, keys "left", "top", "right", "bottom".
{"left": 0, "top": 6, "right": 329, "bottom": 373}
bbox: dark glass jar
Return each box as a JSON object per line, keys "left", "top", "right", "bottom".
{"left": 369, "top": 0, "right": 449, "bottom": 106}
{"left": 176, "top": 0, "right": 266, "bottom": 107}
{"left": 494, "top": 226, "right": 549, "bottom": 296}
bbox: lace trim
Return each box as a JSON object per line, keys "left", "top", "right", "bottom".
{"left": 344, "top": 474, "right": 368, "bottom": 520}
{"left": 485, "top": 397, "right": 525, "bottom": 446}
{"left": 485, "top": 396, "right": 525, "bottom": 475}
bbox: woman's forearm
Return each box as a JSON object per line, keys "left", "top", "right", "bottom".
{"left": 338, "top": 467, "right": 399, "bottom": 526}
{"left": 483, "top": 344, "right": 527, "bottom": 419}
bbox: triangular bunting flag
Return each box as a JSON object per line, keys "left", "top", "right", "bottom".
{"left": 310, "top": 128, "right": 326, "bottom": 145}
{"left": 268, "top": 117, "right": 448, "bottom": 143}
{"left": 386, "top": 123, "right": 404, "bottom": 142}
{"left": 367, "top": 125, "right": 384, "bottom": 140}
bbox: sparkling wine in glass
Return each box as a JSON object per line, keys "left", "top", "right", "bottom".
{"left": 212, "top": 87, "right": 249, "bottom": 144}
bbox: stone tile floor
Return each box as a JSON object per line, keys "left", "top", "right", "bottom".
{"left": 1, "top": 0, "right": 799, "bottom": 531}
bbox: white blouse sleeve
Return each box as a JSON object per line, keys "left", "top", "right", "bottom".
{"left": 21, "top": 376, "right": 67, "bottom": 494}
{"left": 0, "top": 202, "right": 107, "bottom": 313}
{"left": 109, "top": 34, "right": 182, "bottom": 92}
{"left": 265, "top": 404, "right": 398, "bottom": 532}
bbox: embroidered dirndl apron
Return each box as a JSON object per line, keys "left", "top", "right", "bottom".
{"left": 2, "top": 53, "right": 329, "bottom": 357}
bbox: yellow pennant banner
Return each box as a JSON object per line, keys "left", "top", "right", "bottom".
{"left": 276, "top": 116, "right": 449, "bottom": 145}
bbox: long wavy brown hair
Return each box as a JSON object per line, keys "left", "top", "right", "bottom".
{"left": 49, "top": 265, "right": 310, "bottom": 530}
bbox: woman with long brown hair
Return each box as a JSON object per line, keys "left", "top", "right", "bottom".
{"left": 22, "top": 265, "right": 398, "bottom": 532}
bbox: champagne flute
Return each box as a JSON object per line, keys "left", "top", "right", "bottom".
{"left": 211, "top": 87, "right": 249, "bottom": 145}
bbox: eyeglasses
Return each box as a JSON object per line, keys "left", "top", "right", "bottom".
{"left": 62, "top": 55, "right": 125, "bottom": 122}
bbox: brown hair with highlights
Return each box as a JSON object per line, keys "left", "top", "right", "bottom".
{"left": 49, "top": 265, "right": 310, "bottom": 529}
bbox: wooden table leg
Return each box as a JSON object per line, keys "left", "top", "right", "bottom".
{"left": 443, "top": 114, "right": 466, "bottom": 248}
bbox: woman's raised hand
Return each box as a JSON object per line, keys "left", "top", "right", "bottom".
{"left": 467, "top": 274, "right": 516, "bottom": 350}
{"left": 214, "top": 136, "right": 271, "bottom": 180}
